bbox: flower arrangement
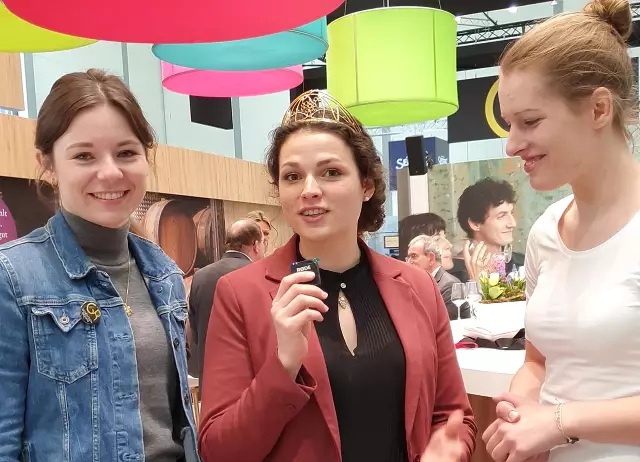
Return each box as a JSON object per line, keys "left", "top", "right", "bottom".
{"left": 478, "top": 265, "right": 526, "bottom": 304}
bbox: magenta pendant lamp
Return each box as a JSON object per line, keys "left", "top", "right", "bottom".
{"left": 2, "top": 0, "right": 344, "bottom": 44}
{"left": 161, "top": 62, "right": 304, "bottom": 98}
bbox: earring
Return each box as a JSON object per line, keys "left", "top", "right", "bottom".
{"left": 364, "top": 196, "right": 370, "bottom": 202}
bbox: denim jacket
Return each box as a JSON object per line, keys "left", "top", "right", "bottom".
{"left": 0, "top": 211, "right": 200, "bottom": 462}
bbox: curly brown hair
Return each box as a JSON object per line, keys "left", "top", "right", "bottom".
{"left": 265, "top": 120, "right": 386, "bottom": 234}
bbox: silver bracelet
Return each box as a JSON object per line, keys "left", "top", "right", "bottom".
{"left": 555, "top": 402, "right": 579, "bottom": 444}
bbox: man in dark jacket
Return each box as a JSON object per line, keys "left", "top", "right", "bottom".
{"left": 188, "top": 219, "right": 265, "bottom": 386}
{"left": 407, "top": 233, "right": 470, "bottom": 320}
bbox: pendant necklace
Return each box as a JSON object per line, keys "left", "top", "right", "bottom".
{"left": 338, "top": 282, "right": 349, "bottom": 309}
{"left": 338, "top": 290, "right": 348, "bottom": 309}
{"left": 123, "top": 254, "right": 133, "bottom": 317}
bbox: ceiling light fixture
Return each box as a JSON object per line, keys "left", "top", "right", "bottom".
{"left": 160, "top": 62, "right": 304, "bottom": 98}
{"left": 2, "top": 0, "right": 342, "bottom": 44}
{"left": 152, "top": 17, "right": 327, "bottom": 72}
{"left": 327, "top": 7, "right": 459, "bottom": 127}
{"left": 508, "top": 5, "right": 518, "bottom": 13}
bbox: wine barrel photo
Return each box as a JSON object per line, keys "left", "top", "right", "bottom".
{"left": 142, "top": 199, "right": 197, "bottom": 275}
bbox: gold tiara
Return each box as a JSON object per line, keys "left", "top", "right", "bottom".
{"left": 281, "top": 90, "right": 365, "bottom": 134}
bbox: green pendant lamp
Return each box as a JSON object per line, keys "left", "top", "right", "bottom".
{"left": 327, "top": 7, "right": 459, "bottom": 127}
{"left": 0, "top": 2, "right": 95, "bottom": 52}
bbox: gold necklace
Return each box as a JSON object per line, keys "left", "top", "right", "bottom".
{"left": 123, "top": 254, "right": 133, "bottom": 317}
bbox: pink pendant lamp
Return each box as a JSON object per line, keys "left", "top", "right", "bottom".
{"left": 2, "top": 0, "right": 344, "bottom": 44}
{"left": 161, "top": 62, "right": 304, "bottom": 98}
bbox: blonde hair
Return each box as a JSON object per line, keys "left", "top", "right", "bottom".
{"left": 500, "top": 0, "right": 638, "bottom": 136}
{"left": 246, "top": 210, "right": 272, "bottom": 229}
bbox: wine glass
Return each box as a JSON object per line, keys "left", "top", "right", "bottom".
{"left": 451, "top": 283, "right": 466, "bottom": 320}
{"left": 466, "top": 280, "right": 482, "bottom": 318}
{"left": 503, "top": 243, "right": 513, "bottom": 264}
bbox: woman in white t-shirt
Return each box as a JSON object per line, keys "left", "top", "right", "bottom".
{"left": 481, "top": 0, "right": 640, "bottom": 461}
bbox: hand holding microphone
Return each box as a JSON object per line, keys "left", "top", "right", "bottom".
{"left": 272, "top": 260, "right": 327, "bottom": 379}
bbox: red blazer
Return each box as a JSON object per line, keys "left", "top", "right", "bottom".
{"left": 198, "top": 237, "right": 476, "bottom": 462}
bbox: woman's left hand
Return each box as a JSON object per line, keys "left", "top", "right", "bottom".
{"left": 482, "top": 393, "right": 565, "bottom": 462}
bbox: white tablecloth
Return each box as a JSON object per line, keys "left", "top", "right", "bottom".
{"left": 452, "top": 302, "right": 527, "bottom": 397}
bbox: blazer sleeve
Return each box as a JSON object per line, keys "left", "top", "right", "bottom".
{"left": 0, "top": 259, "right": 28, "bottom": 461}
{"left": 430, "top": 281, "right": 478, "bottom": 460}
{"left": 198, "top": 276, "right": 317, "bottom": 462}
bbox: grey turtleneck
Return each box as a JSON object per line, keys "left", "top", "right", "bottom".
{"left": 62, "top": 209, "right": 184, "bottom": 461}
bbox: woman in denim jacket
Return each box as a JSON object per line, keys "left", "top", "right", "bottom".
{"left": 0, "top": 69, "right": 199, "bottom": 462}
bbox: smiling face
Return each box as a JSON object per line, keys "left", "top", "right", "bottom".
{"left": 45, "top": 104, "right": 149, "bottom": 228}
{"left": 499, "top": 68, "right": 599, "bottom": 191}
{"left": 277, "top": 129, "right": 373, "bottom": 244}
{"left": 473, "top": 202, "right": 516, "bottom": 247}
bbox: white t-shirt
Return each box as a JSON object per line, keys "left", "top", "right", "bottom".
{"left": 525, "top": 195, "right": 640, "bottom": 462}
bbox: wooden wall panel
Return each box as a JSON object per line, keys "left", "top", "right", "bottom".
{"left": 223, "top": 200, "right": 293, "bottom": 253}
{"left": 0, "top": 113, "right": 37, "bottom": 180}
{"left": 469, "top": 394, "right": 498, "bottom": 462}
{"left": 0, "top": 53, "right": 24, "bottom": 111}
{"left": 0, "top": 114, "right": 277, "bottom": 205}
{"left": 209, "top": 199, "right": 226, "bottom": 262}
{"left": 149, "top": 143, "right": 277, "bottom": 204}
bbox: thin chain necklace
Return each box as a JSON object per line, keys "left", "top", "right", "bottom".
{"left": 123, "top": 254, "right": 133, "bottom": 317}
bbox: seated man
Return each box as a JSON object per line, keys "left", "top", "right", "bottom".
{"left": 407, "top": 234, "right": 469, "bottom": 320}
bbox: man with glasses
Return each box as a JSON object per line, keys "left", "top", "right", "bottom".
{"left": 407, "top": 234, "right": 469, "bottom": 320}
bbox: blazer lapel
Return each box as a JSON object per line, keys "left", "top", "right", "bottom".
{"left": 434, "top": 267, "right": 444, "bottom": 284}
{"left": 266, "top": 237, "right": 342, "bottom": 455}
{"left": 367, "top": 248, "right": 423, "bottom": 438}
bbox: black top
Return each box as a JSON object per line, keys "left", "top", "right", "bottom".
{"left": 296, "top": 244, "right": 408, "bottom": 462}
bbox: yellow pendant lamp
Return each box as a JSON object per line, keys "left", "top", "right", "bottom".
{"left": 0, "top": 2, "right": 95, "bottom": 53}
{"left": 327, "top": 7, "right": 459, "bottom": 127}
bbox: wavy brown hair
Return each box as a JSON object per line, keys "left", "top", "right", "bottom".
{"left": 265, "top": 120, "right": 387, "bottom": 234}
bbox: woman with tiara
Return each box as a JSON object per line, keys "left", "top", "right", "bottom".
{"left": 197, "top": 90, "right": 477, "bottom": 462}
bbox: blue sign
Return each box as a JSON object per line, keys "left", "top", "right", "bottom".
{"left": 388, "top": 137, "right": 449, "bottom": 191}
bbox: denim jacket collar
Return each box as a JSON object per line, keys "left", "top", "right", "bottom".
{"left": 46, "top": 210, "right": 182, "bottom": 280}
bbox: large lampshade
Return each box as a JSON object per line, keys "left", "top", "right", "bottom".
{"left": 3, "top": 0, "right": 343, "bottom": 44}
{"left": 152, "top": 17, "right": 327, "bottom": 71}
{"left": 161, "top": 62, "right": 304, "bottom": 98}
{"left": 0, "top": 3, "right": 95, "bottom": 52}
{"left": 326, "top": 7, "right": 458, "bottom": 127}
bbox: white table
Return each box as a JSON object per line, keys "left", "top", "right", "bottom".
{"left": 451, "top": 302, "right": 527, "bottom": 397}
{"left": 451, "top": 304, "right": 527, "bottom": 462}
